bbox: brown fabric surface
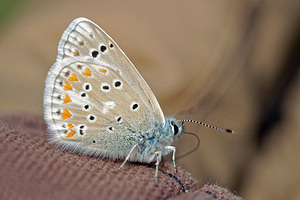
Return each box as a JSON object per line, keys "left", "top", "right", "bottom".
{"left": 0, "top": 114, "right": 242, "bottom": 200}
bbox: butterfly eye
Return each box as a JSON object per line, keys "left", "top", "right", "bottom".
{"left": 171, "top": 121, "right": 179, "bottom": 135}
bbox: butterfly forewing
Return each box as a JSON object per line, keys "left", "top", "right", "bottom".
{"left": 44, "top": 17, "right": 165, "bottom": 157}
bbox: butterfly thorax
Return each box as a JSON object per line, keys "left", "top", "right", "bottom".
{"left": 129, "top": 116, "right": 184, "bottom": 163}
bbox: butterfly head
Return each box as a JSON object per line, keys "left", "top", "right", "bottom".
{"left": 165, "top": 116, "right": 184, "bottom": 140}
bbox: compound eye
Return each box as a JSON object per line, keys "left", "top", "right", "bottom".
{"left": 171, "top": 121, "right": 179, "bottom": 135}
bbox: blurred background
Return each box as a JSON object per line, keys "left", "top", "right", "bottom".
{"left": 1, "top": 0, "right": 300, "bottom": 199}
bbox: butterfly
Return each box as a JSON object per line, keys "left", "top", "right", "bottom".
{"left": 43, "top": 17, "right": 233, "bottom": 183}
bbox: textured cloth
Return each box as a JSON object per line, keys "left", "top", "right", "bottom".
{"left": 0, "top": 114, "right": 242, "bottom": 200}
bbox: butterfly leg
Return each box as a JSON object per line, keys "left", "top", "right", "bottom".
{"left": 115, "top": 142, "right": 139, "bottom": 171}
{"left": 154, "top": 151, "right": 162, "bottom": 184}
{"left": 163, "top": 146, "right": 176, "bottom": 173}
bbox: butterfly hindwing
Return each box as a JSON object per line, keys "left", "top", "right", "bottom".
{"left": 44, "top": 17, "right": 165, "bottom": 158}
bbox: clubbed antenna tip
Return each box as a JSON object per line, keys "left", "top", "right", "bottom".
{"left": 225, "top": 129, "right": 235, "bottom": 134}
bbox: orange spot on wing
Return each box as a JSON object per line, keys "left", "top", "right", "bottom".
{"left": 99, "top": 68, "right": 107, "bottom": 73}
{"left": 61, "top": 109, "right": 71, "bottom": 119}
{"left": 68, "top": 73, "right": 78, "bottom": 81}
{"left": 64, "top": 81, "right": 72, "bottom": 91}
{"left": 67, "top": 123, "right": 74, "bottom": 129}
{"left": 66, "top": 129, "right": 76, "bottom": 138}
{"left": 82, "top": 68, "right": 91, "bottom": 76}
{"left": 73, "top": 50, "right": 79, "bottom": 56}
{"left": 63, "top": 94, "right": 72, "bottom": 104}
{"left": 78, "top": 40, "right": 84, "bottom": 46}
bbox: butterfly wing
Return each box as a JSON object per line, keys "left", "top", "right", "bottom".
{"left": 44, "top": 17, "right": 165, "bottom": 159}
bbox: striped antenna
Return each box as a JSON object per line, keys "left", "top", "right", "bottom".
{"left": 179, "top": 119, "right": 235, "bottom": 134}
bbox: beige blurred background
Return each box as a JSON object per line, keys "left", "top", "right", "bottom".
{"left": 1, "top": 0, "right": 300, "bottom": 199}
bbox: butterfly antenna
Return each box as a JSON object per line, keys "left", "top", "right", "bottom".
{"left": 179, "top": 119, "right": 235, "bottom": 134}
{"left": 176, "top": 131, "right": 200, "bottom": 160}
